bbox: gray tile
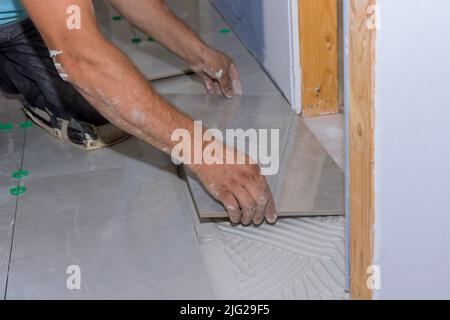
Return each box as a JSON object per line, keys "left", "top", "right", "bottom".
{"left": 0, "top": 129, "right": 25, "bottom": 298}
{"left": 127, "top": 37, "right": 190, "bottom": 80}
{"left": 162, "top": 94, "right": 344, "bottom": 217}
{"left": 152, "top": 32, "right": 281, "bottom": 96}
{"left": 98, "top": 16, "right": 135, "bottom": 53}
{"left": 93, "top": 0, "right": 120, "bottom": 21}
{"left": 6, "top": 165, "right": 214, "bottom": 299}
{"left": 22, "top": 126, "right": 170, "bottom": 180}
{"left": 126, "top": 0, "right": 230, "bottom": 81}
{"left": 152, "top": 74, "right": 207, "bottom": 95}
{"left": 95, "top": 0, "right": 227, "bottom": 81}
{"left": 166, "top": 0, "right": 228, "bottom": 37}
{"left": 0, "top": 94, "right": 26, "bottom": 126}
{"left": 304, "top": 114, "right": 345, "bottom": 171}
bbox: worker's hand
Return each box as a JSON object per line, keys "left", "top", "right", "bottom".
{"left": 189, "top": 144, "right": 277, "bottom": 226}
{"left": 190, "top": 48, "right": 243, "bottom": 98}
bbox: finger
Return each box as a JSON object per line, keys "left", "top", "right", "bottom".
{"left": 233, "top": 186, "right": 257, "bottom": 225}
{"left": 218, "top": 70, "right": 234, "bottom": 98}
{"left": 218, "top": 192, "right": 241, "bottom": 224}
{"left": 264, "top": 189, "right": 278, "bottom": 224}
{"left": 199, "top": 73, "right": 215, "bottom": 95}
{"left": 244, "top": 177, "right": 270, "bottom": 226}
{"left": 213, "top": 81, "right": 222, "bottom": 95}
{"left": 229, "top": 63, "right": 243, "bottom": 95}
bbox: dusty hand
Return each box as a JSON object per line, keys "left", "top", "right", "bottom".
{"left": 190, "top": 48, "right": 243, "bottom": 98}
{"left": 189, "top": 144, "right": 277, "bottom": 226}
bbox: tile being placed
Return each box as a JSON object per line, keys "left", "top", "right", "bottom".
{"left": 0, "top": 128, "right": 25, "bottom": 298}
{"left": 163, "top": 94, "right": 344, "bottom": 218}
{"left": 6, "top": 165, "right": 214, "bottom": 299}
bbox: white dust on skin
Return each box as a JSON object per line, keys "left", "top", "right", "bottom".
{"left": 131, "top": 109, "right": 147, "bottom": 124}
{"left": 49, "top": 50, "right": 71, "bottom": 82}
{"left": 208, "top": 183, "right": 221, "bottom": 199}
{"left": 94, "top": 88, "right": 170, "bottom": 153}
{"left": 214, "top": 69, "right": 224, "bottom": 80}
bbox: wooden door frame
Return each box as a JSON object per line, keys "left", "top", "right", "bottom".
{"left": 347, "top": 0, "right": 376, "bottom": 300}
{"left": 298, "top": 0, "right": 340, "bottom": 117}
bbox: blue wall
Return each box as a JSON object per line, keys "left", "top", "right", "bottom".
{"left": 212, "top": 0, "right": 265, "bottom": 62}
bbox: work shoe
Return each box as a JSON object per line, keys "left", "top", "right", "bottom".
{"left": 22, "top": 103, "right": 130, "bottom": 151}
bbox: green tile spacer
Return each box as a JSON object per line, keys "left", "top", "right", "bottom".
{"left": 112, "top": 15, "right": 122, "bottom": 21}
{"left": 0, "top": 123, "right": 13, "bottom": 131}
{"left": 9, "top": 186, "right": 27, "bottom": 197}
{"left": 147, "top": 36, "right": 155, "bottom": 42}
{"left": 219, "top": 28, "right": 231, "bottom": 34}
{"left": 19, "top": 120, "right": 33, "bottom": 129}
{"left": 12, "top": 170, "right": 29, "bottom": 180}
{"left": 131, "top": 37, "right": 142, "bottom": 44}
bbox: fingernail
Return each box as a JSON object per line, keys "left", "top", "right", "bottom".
{"left": 268, "top": 215, "right": 278, "bottom": 224}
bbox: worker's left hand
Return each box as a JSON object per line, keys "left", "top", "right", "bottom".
{"left": 190, "top": 49, "right": 242, "bottom": 98}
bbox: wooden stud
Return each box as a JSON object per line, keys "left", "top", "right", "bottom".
{"left": 349, "top": 0, "right": 376, "bottom": 300}
{"left": 299, "top": 0, "right": 339, "bottom": 117}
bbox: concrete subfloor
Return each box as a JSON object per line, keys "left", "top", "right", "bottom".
{"left": 0, "top": 0, "right": 345, "bottom": 299}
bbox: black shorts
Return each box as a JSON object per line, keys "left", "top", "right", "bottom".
{"left": 0, "top": 18, "right": 107, "bottom": 126}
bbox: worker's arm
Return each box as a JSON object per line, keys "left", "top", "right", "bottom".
{"left": 108, "top": 0, "right": 242, "bottom": 98}
{"left": 21, "top": 0, "right": 277, "bottom": 225}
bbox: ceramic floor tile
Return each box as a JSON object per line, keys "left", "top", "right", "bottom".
{"left": 95, "top": 0, "right": 227, "bottom": 81}
{"left": 98, "top": 17, "right": 135, "bottom": 53}
{"left": 126, "top": 0, "right": 228, "bottom": 80}
{"left": 127, "top": 37, "right": 190, "bottom": 80}
{"left": 163, "top": 94, "right": 344, "bottom": 217}
{"left": 304, "top": 114, "right": 345, "bottom": 171}
{"left": 93, "top": 0, "right": 120, "bottom": 22}
{"left": 6, "top": 165, "right": 214, "bottom": 299}
{"left": 0, "top": 94, "right": 27, "bottom": 126}
{"left": 0, "top": 128, "right": 25, "bottom": 298}
{"left": 165, "top": 0, "right": 228, "bottom": 37}
{"left": 152, "top": 74, "right": 207, "bottom": 95}
{"left": 21, "top": 126, "right": 170, "bottom": 180}
{"left": 151, "top": 32, "right": 281, "bottom": 96}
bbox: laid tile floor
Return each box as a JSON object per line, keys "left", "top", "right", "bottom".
{"left": 0, "top": 0, "right": 346, "bottom": 299}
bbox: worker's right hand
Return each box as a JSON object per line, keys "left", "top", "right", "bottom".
{"left": 188, "top": 145, "right": 277, "bottom": 226}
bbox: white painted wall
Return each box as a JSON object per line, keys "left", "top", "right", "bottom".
{"left": 212, "top": 0, "right": 301, "bottom": 112}
{"left": 373, "top": 0, "right": 450, "bottom": 299}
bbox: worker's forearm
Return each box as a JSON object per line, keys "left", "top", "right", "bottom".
{"left": 58, "top": 38, "right": 196, "bottom": 155}
{"left": 109, "top": 0, "right": 210, "bottom": 65}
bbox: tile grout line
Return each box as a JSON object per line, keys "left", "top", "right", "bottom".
{"left": 3, "top": 128, "right": 27, "bottom": 300}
